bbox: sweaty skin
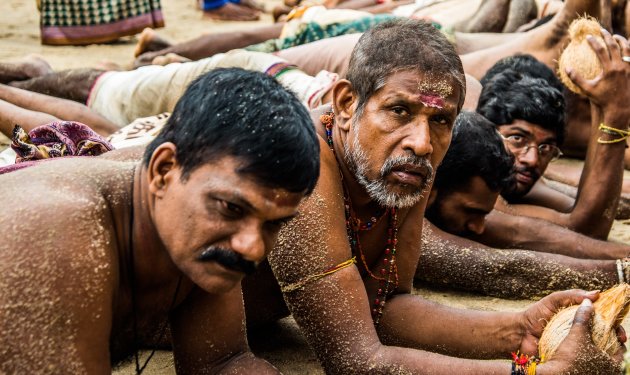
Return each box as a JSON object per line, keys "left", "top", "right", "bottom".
{"left": 0, "top": 155, "right": 301, "bottom": 374}
{"left": 243, "top": 70, "right": 622, "bottom": 374}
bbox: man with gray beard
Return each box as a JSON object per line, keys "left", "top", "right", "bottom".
{"left": 241, "top": 18, "right": 624, "bottom": 374}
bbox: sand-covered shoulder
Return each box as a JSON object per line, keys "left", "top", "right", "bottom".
{"left": 2, "top": 1, "right": 629, "bottom": 373}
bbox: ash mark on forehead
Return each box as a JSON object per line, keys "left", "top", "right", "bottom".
{"left": 414, "top": 77, "right": 455, "bottom": 110}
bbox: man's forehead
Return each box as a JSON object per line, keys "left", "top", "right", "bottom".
{"left": 190, "top": 162, "right": 305, "bottom": 210}
{"left": 498, "top": 121, "right": 557, "bottom": 142}
{"left": 459, "top": 176, "right": 499, "bottom": 210}
{"left": 380, "top": 76, "right": 459, "bottom": 107}
{"left": 258, "top": 187, "right": 305, "bottom": 208}
{"left": 383, "top": 70, "right": 457, "bottom": 91}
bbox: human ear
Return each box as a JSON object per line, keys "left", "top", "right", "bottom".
{"left": 331, "top": 79, "right": 357, "bottom": 132}
{"left": 147, "top": 142, "right": 178, "bottom": 197}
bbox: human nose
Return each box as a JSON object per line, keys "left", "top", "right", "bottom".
{"left": 466, "top": 217, "right": 485, "bottom": 235}
{"left": 230, "top": 220, "right": 266, "bottom": 263}
{"left": 517, "top": 145, "right": 539, "bottom": 167}
{"left": 401, "top": 122, "right": 433, "bottom": 157}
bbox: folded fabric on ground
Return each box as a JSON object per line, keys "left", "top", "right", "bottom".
{"left": 40, "top": 0, "right": 164, "bottom": 45}
{"left": 246, "top": 8, "right": 397, "bottom": 53}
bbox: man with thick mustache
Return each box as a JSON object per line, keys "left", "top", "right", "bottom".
{"left": 0, "top": 68, "right": 321, "bottom": 373}
{"left": 242, "top": 19, "right": 623, "bottom": 374}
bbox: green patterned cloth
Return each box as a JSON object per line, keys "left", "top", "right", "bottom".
{"left": 246, "top": 14, "right": 398, "bottom": 53}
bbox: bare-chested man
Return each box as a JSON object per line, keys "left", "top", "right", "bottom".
{"left": 241, "top": 19, "right": 623, "bottom": 374}
{"left": 473, "top": 42, "right": 630, "bottom": 244}
{"left": 418, "top": 111, "right": 626, "bottom": 299}
{"left": 0, "top": 68, "right": 320, "bottom": 373}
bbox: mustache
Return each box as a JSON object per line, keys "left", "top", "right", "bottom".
{"left": 381, "top": 155, "right": 434, "bottom": 181}
{"left": 197, "top": 246, "right": 257, "bottom": 276}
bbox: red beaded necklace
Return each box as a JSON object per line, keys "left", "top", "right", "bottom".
{"left": 321, "top": 111, "right": 399, "bottom": 325}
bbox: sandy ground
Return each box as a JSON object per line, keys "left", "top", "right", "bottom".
{"left": 1, "top": 0, "right": 630, "bottom": 374}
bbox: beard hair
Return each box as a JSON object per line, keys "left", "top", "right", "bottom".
{"left": 343, "top": 123, "right": 434, "bottom": 208}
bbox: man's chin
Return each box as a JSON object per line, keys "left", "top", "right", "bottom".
{"left": 501, "top": 182, "right": 532, "bottom": 202}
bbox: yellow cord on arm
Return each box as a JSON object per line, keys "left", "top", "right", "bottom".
{"left": 598, "top": 123, "right": 630, "bottom": 144}
{"left": 279, "top": 257, "right": 357, "bottom": 293}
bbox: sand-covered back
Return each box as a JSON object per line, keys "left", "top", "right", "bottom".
{"left": 1, "top": 0, "right": 630, "bottom": 373}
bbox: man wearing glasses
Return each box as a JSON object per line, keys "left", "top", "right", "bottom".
{"left": 416, "top": 51, "right": 630, "bottom": 300}
{"left": 463, "top": 51, "right": 629, "bottom": 253}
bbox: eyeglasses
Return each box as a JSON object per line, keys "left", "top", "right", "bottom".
{"left": 499, "top": 134, "right": 563, "bottom": 162}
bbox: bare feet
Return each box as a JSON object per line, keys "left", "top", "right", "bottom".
{"left": 503, "top": 0, "right": 537, "bottom": 32}
{"left": 203, "top": 2, "right": 260, "bottom": 21}
{"left": 239, "top": 0, "right": 266, "bottom": 12}
{"left": 272, "top": 4, "right": 292, "bottom": 22}
{"left": 151, "top": 53, "right": 192, "bottom": 66}
{"left": 134, "top": 28, "right": 173, "bottom": 58}
{"left": 0, "top": 54, "right": 53, "bottom": 84}
{"left": 454, "top": 0, "right": 512, "bottom": 33}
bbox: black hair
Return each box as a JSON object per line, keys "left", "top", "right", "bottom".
{"left": 347, "top": 18, "right": 466, "bottom": 117}
{"left": 434, "top": 111, "right": 515, "bottom": 193}
{"left": 477, "top": 68, "right": 565, "bottom": 145}
{"left": 479, "top": 54, "right": 563, "bottom": 92}
{"left": 143, "top": 68, "right": 320, "bottom": 194}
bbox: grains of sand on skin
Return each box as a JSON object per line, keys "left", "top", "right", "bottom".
{"left": 0, "top": 160, "right": 133, "bottom": 373}
{"left": 419, "top": 224, "right": 609, "bottom": 298}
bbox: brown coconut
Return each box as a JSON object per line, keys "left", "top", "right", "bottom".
{"left": 538, "top": 283, "right": 630, "bottom": 362}
{"left": 557, "top": 17, "right": 604, "bottom": 96}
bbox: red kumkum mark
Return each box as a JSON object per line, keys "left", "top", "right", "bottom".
{"left": 418, "top": 93, "right": 444, "bottom": 109}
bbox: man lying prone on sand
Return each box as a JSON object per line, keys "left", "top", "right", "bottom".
{"left": 238, "top": 19, "right": 624, "bottom": 374}
{"left": 0, "top": 18, "right": 625, "bottom": 374}
{"left": 0, "top": 68, "right": 321, "bottom": 373}
{"left": 418, "top": 111, "right": 630, "bottom": 299}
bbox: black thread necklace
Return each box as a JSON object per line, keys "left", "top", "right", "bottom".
{"left": 127, "top": 167, "right": 183, "bottom": 374}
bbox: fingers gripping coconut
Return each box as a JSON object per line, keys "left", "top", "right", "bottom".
{"left": 560, "top": 18, "right": 630, "bottom": 132}
{"left": 558, "top": 17, "right": 605, "bottom": 96}
{"left": 538, "top": 285, "right": 630, "bottom": 374}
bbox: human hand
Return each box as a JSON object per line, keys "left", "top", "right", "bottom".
{"left": 518, "top": 289, "right": 599, "bottom": 355}
{"left": 535, "top": 299, "right": 625, "bottom": 375}
{"left": 565, "top": 29, "right": 630, "bottom": 128}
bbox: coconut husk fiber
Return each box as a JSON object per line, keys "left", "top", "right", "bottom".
{"left": 557, "top": 17, "right": 604, "bottom": 96}
{"left": 539, "top": 284, "right": 630, "bottom": 362}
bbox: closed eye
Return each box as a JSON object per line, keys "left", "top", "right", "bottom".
{"left": 218, "top": 200, "right": 245, "bottom": 219}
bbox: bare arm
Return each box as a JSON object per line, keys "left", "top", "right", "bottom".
{"left": 0, "top": 85, "right": 118, "bottom": 136}
{"left": 476, "top": 209, "right": 630, "bottom": 259}
{"left": 267, "top": 139, "right": 612, "bottom": 373}
{"left": 170, "top": 286, "right": 280, "bottom": 374}
{"left": 518, "top": 178, "right": 576, "bottom": 213}
{"left": 416, "top": 219, "right": 617, "bottom": 299}
{"left": 268, "top": 145, "right": 516, "bottom": 373}
{"left": 500, "top": 31, "right": 630, "bottom": 239}
{"left": 0, "top": 97, "right": 58, "bottom": 137}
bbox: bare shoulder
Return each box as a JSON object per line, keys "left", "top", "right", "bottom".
{"left": 0, "top": 158, "right": 132, "bottom": 373}
{"left": 269, "top": 136, "right": 349, "bottom": 284}
{"left": 0, "top": 157, "right": 133, "bottom": 278}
